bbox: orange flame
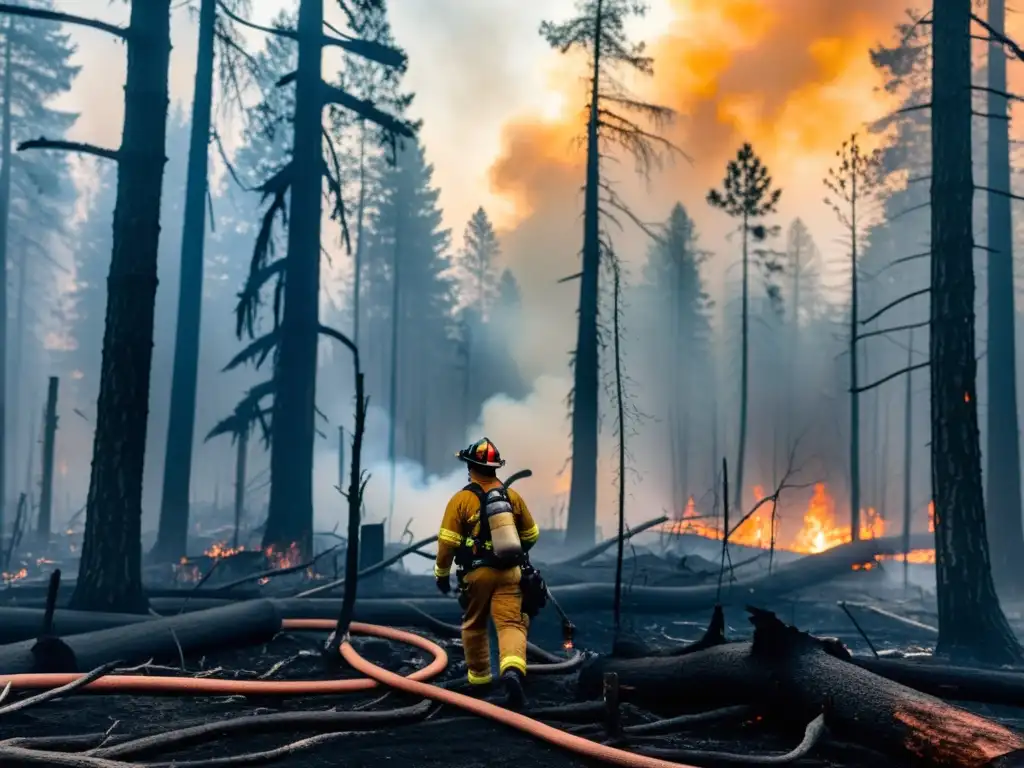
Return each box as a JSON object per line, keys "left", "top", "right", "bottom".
{"left": 204, "top": 541, "right": 244, "bottom": 559}
{"left": 666, "top": 483, "right": 936, "bottom": 563}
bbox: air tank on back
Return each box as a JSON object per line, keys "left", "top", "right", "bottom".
{"left": 485, "top": 487, "right": 523, "bottom": 563}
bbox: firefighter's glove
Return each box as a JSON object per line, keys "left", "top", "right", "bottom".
{"left": 435, "top": 575, "right": 451, "bottom": 595}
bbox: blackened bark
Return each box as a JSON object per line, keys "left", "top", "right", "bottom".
{"left": 352, "top": 124, "right": 366, "bottom": 347}
{"left": 386, "top": 207, "right": 400, "bottom": 541}
{"left": 11, "top": 245, "right": 23, "bottom": 491}
{"left": 153, "top": 0, "right": 216, "bottom": 563}
{"left": 263, "top": 0, "right": 323, "bottom": 558}
{"left": 36, "top": 376, "right": 57, "bottom": 542}
{"left": 850, "top": 181, "right": 861, "bottom": 540}
{"left": 902, "top": 331, "right": 914, "bottom": 589}
{"left": 232, "top": 426, "right": 247, "bottom": 551}
{"left": 565, "top": 0, "right": 603, "bottom": 550}
{"left": 930, "top": 0, "right": 1021, "bottom": 664}
{"left": 69, "top": 0, "right": 172, "bottom": 613}
{"left": 983, "top": 0, "right": 1024, "bottom": 597}
{"left": 735, "top": 211, "right": 748, "bottom": 512}
{"left": 0, "top": 22, "right": 11, "bottom": 538}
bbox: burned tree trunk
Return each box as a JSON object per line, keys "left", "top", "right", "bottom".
{"left": 0, "top": 21, "right": 11, "bottom": 539}
{"left": 983, "top": 0, "right": 1024, "bottom": 598}
{"left": 564, "top": 0, "right": 603, "bottom": 551}
{"left": 930, "top": 0, "right": 1021, "bottom": 663}
{"left": 36, "top": 376, "right": 57, "bottom": 543}
{"left": 263, "top": 0, "right": 325, "bottom": 558}
{"left": 49, "top": 1, "right": 172, "bottom": 613}
{"left": 582, "top": 610, "right": 1024, "bottom": 767}
{"left": 153, "top": 0, "right": 216, "bottom": 564}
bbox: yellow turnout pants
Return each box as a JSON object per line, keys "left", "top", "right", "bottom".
{"left": 460, "top": 565, "right": 528, "bottom": 685}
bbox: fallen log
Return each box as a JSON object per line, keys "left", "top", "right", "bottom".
{"left": 843, "top": 601, "right": 939, "bottom": 634}
{"left": 138, "top": 536, "right": 913, "bottom": 622}
{"left": 855, "top": 656, "right": 1024, "bottom": 708}
{"left": 579, "top": 607, "right": 1024, "bottom": 767}
{"left": 0, "top": 599, "right": 282, "bottom": 675}
{"left": 552, "top": 515, "right": 669, "bottom": 567}
{"left": 294, "top": 534, "right": 438, "bottom": 598}
{"left": 0, "top": 607, "right": 152, "bottom": 644}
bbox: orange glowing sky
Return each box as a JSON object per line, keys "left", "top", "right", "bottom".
{"left": 488, "top": 0, "right": 914, "bottom": 229}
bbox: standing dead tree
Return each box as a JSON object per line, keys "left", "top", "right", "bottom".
{"left": 823, "top": 134, "right": 882, "bottom": 541}
{"left": 977, "top": 0, "right": 1024, "bottom": 598}
{"left": 929, "top": 0, "right": 1021, "bottom": 664}
{"left": 0, "top": 0, "right": 172, "bottom": 613}
{"left": 219, "top": 0, "right": 412, "bottom": 560}
{"left": 153, "top": 0, "right": 256, "bottom": 564}
{"left": 541, "top": 0, "right": 680, "bottom": 551}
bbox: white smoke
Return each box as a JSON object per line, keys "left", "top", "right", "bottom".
{"left": 311, "top": 372, "right": 663, "bottom": 560}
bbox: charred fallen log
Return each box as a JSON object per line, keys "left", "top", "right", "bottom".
{"left": 580, "top": 607, "right": 1024, "bottom": 767}
{"left": 855, "top": 656, "right": 1024, "bottom": 708}
{"left": 133, "top": 536, "right": 912, "bottom": 623}
{"left": 0, "top": 599, "right": 282, "bottom": 674}
{"left": 0, "top": 606, "right": 152, "bottom": 644}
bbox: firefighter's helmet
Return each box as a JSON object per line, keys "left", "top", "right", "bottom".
{"left": 456, "top": 437, "right": 506, "bottom": 469}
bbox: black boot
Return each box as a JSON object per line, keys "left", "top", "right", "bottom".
{"left": 501, "top": 668, "right": 527, "bottom": 710}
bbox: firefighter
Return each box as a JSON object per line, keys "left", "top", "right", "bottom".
{"left": 434, "top": 437, "right": 540, "bottom": 709}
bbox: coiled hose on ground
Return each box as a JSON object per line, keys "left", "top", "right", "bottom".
{"left": 0, "top": 618, "right": 705, "bottom": 767}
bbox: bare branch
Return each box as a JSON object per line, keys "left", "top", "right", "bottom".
{"left": 971, "top": 12, "right": 1024, "bottom": 61}
{"left": 861, "top": 287, "right": 930, "bottom": 325}
{"left": 852, "top": 361, "right": 930, "bottom": 394}
{"left": 976, "top": 185, "right": 1024, "bottom": 203}
{"left": 857, "top": 319, "right": 929, "bottom": 342}
{"left": 877, "top": 250, "right": 930, "bottom": 275}
{"left": 971, "top": 85, "right": 1024, "bottom": 103}
{"left": 889, "top": 201, "right": 930, "bottom": 221}
{"left": 18, "top": 138, "right": 119, "bottom": 162}
{"left": 216, "top": 0, "right": 296, "bottom": 40}
{"left": 0, "top": 3, "right": 127, "bottom": 39}
{"left": 321, "top": 83, "right": 413, "bottom": 138}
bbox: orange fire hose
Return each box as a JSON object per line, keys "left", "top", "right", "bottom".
{"left": 0, "top": 618, "right": 699, "bottom": 768}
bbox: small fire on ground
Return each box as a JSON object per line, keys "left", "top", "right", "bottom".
{"left": 174, "top": 540, "right": 305, "bottom": 584}
{"left": 667, "top": 484, "right": 935, "bottom": 565}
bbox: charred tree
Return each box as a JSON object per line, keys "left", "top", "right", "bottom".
{"left": 824, "top": 134, "right": 882, "bottom": 540}
{"left": 0, "top": 21, "right": 10, "bottom": 537}
{"left": 0, "top": 0, "right": 173, "bottom": 612}
{"left": 930, "top": 0, "right": 1021, "bottom": 664}
{"left": 152, "top": 0, "right": 217, "bottom": 564}
{"left": 232, "top": 424, "right": 247, "bottom": 551}
{"left": 224, "top": 1, "right": 411, "bottom": 558}
{"left": 541, "top": 0, "right": 677, "bottom": 549}
{"left": 982, "top": 0, "right": 1024, "bottom": 597}
{"left": 36, "top": 376, "right": 57, "bottom": 544}
{"left": 902, "top": 331, "right": 913, "bottom": 589}
{"left": 707, "top": 144, "right": 782, "bottom": 514}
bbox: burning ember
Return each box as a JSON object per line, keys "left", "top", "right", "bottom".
{"left": 2, "top": 568, "right": 27, "bottom": 585}
{"left": 205, "top": 541, "right": 245, "bottom": 559}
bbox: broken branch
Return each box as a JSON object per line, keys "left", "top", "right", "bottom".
{"left": 18, "top": 139, "right": 119, "bottom": 162}
{"left": 0, "top": 4, "right": 127, "bottom": 39}
{"left": 857, "top": 319, "right": 930, "bottom": 343}
{"left": 851, "top": 361, "right": 930, "bottom": 394}
{"left": 860, "top": 287, "right": 930, "bottom": 325}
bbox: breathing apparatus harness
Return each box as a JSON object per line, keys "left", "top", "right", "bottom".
{"left": 452, "top": 470, "right": 574, "bottom": 647}
{"left": 454, "top": 488, "right": 547, "bottom": 622}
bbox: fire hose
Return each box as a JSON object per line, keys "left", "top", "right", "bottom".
{"left": 0, "top": 618, "right": 699, "bottom": 768}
